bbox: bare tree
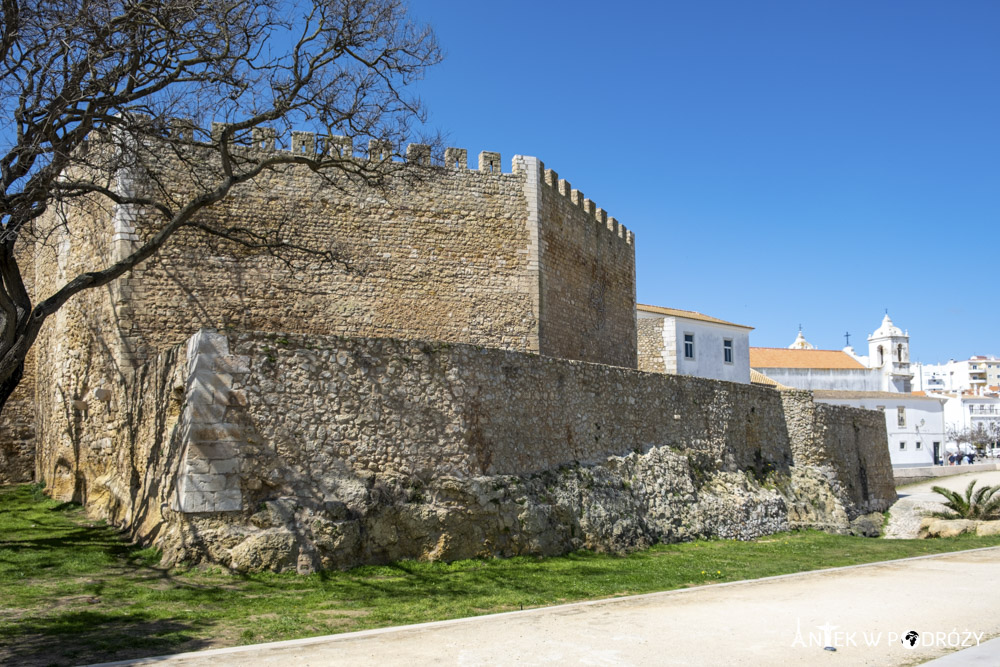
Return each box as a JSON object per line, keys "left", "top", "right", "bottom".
{"left": 947, "top": 423, "right": 1000, "bottom": 453}
{"left": 0, "top": 0, "right": 440, "bottom": 410}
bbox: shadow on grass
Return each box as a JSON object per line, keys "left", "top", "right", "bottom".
{"left": 0, "top": 485, "right": 223, "bottom": 665}
{"left": 0, "top": 614, "right": 216, "bottom": 667}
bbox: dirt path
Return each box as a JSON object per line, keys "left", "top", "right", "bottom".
{"left": 885, "top": 470, "right": 1000, "bottom": 539}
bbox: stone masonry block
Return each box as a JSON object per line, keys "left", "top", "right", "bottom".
{"left": 183, "top": 457, "right": 240, "bottom": 475}
{"left": 184, "top": 422, "right": 242, "bottom": 443}
{"left": 186, "top": 373, "right": 234, "bottom": 399}
{"left": 291, "top": 131, "right": 316, "bottom": 155}
{"left": 221, "top": 389, "right": 249, "bottom": 407}
{"left": 406, "top": 143, "right": 431, "bottom": 166}
{"left": 444, "top": 147, "right": 467, "bottom": 169}
{"left": 368, "top": 139, "right": 392, "bottom": 161}
{"left": 182, "top": 402, "right": 227, "bottom": 425}
{"left": 184, "top": 382, "right": 218, "bottom": 406}
{"left": 478, "top": 151, "right": 501, "bottom": 173}
{"left": 322, "top": 134, "right": 352, "bottom": 157}
{"left": 213, "top": 489, "right": 243, "bottom": 512}
{"left": 177, "top": 488, "right": 242, "bottom": 513}
{"left": 169, "top": 118, "right": 196, "bottom": 141}
{"left": 213, "top": 355, "right": 250, "bottom": 374}
{"left": 185, "top": 441, "right": 237, "bottom": 461}
{"left": 252, "top": 127, "right": 277, "bottom": 151}
{"left": 187, "top": 330, "right": 230, "bottom": 359}
{"left": 176, "top": 490, "right": 213, "bottom": 513}
{"left": 185, "top": 473, "right": 239, "bottom": 493}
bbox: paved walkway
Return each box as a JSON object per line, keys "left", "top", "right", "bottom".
{"left": 885, "top": 469, "right": 1000, "bottom": 539}
{"left": 96, "top": 547, "right": 1000, "bottom": 667}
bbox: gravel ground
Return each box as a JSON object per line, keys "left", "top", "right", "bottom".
{"left": 885, "top": 469, "right": 1000, "bottom": 539}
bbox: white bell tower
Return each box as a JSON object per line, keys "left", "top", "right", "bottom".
{"left": 867, "top": 313, "right": 912, "bottom": 392}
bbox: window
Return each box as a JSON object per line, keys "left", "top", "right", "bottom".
{"left": 897, "top": 344, "right": 904, "bottom": 363}
{"left": 916, "top": 442, "right": 922, "bottom": 450}
{"left": 897, "top": 407, "right": 906, "bottom": 427}
{"left": 877, "top": 345, "right": 884, "bottom": 366}
{"left": 723, "top": 339, "right": 733, "bottom": 364}
{"left": 899, "top": 442, "right": 906, "bottom": 451}
{"left": 683, "top": 333, "right": 695, "bottom": 359}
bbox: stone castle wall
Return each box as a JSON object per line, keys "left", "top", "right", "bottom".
{"left": 31, "top": 185, "right": 133, "bottom": 501}
{"left": 637, "top": 317, "right": 666, "bottom": 373}
{"left": 59, "top": 137, "right": 636, "bottom": 371}
{"left": 38, "top": 328, "right": 895, "bottom": 572}
{"left": 20, "top": 134, "right": 635, "bottom": 491}
{"left": 535, "top": 166, "right": 636, "bottom": 368}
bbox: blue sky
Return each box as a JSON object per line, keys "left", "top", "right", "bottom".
{"left": 407, "top": 1, "right": 1000, "bottom": 363}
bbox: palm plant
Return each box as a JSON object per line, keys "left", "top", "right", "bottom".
{"left": 931, "top": 480, "right": 1000, "bottom": 520}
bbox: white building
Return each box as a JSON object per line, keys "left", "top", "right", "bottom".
{"left": 913, "top": 356, "right": 1000, "bottom": 396}
{"left": 812, "top": 391, "right": 947, "bottom": 467}
{"left": 636, "top": 304, "right": 752, "bottom": 384}
{"left": 941, "top": 393, "right": 1000, "bottom": 456}
{"left": 751, "top": 315, "right": 939, "bottom": 468}
{"left": 749, "top": 342, "right": 880, "bottom": 391}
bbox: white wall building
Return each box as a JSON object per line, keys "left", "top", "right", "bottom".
{"left": 751, "top": 314, "right": 938, "bottom": 468}
{"left": 749, "top": 344, "right": 881, "bottom": 391}
{"left": 813, "top": 391, "right": 947, "bottom": 467}
{"left": 913, "top": 357, "right": 1000, "bottom": 396}
{"left": 941, "top": 393, "right": 1000, "bottom": 456}
{"left": 637, "top": 304, "right": 752, "bottom": 384}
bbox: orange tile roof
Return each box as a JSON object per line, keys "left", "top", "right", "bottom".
{"left": 750, "top": 369, "right": 788, "bottom": 388}
{"left": 637, "top": 304, "right": 753, "bottom": 330}
{"left": 749, "top": 347, "right": 867, "bottom": 370}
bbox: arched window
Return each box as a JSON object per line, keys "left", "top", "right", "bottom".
{"left": 897, "top": 344, "right": 904, "bottom": 363}
{"left": 877, "top": 345, "right": 884, "bottom": 366}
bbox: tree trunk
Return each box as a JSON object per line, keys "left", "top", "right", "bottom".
{"left": 0, "top": 359, "right": 24, "bottom": 413}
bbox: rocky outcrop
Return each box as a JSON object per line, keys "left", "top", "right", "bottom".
{"left": 157, "top": 445, "right": 880, "bottom": 573}
{"left": 919, "top": 517, "right": 1000, "bottom": 538}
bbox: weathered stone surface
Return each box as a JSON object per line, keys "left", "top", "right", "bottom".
{"left": 228, "top": 531, "right": 300, "bottom": 572}
{"left": 920, "top": 519, "right": 978, "bottom": 538}
{"left": 976, "top": 521, "right": 1000, "bottom": 537}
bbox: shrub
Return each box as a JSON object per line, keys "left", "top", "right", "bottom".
{"left": 931, "top": 480, "right": 1000, "bottom": 520}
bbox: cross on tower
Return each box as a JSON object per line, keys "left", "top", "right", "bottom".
{"left": 844, "top": 331, "right": 851, "bottom": 347}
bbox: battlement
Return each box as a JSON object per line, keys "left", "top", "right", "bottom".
{"left": 202, "top": 121, "right": 514, "bottom": 176}
{"left": 159, "top": 120, "right": 634, "bottom": 248}
{"left": 537, "top": 164, "right": 633, "bottom": 247}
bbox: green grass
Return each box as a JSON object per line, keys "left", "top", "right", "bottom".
{"left": 3, "top": 483, "right": 1000, "bottom": 666}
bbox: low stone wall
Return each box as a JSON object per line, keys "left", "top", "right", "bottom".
{"left": 38, "top": 330, "right": 896, "bottom": 572}
{"left": 895, "top": 462, "right": 1000, "bottom": 486}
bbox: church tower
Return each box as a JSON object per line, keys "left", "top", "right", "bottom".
{"left": 867, "top": 313, "right": 913, "bottom": 392}
{"left": 788, "top": 327, "right": 815, "bottom": 350}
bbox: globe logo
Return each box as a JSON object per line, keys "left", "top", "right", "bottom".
{"left": 902, "top": 631, "right": 920, "bottom": 649}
